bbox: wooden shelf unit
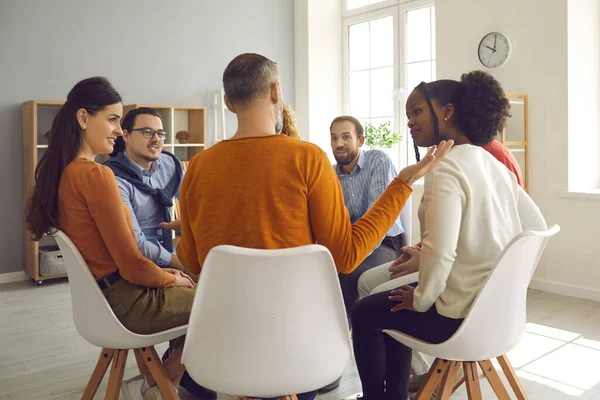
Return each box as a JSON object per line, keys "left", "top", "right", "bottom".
{"left": 122, "top": 104, "right": 207, "bottom": 162}
{"left": 501, "top": 93, "right": 529, "bottom": 192}
{"left": 23, "top": 100, "right": 66, "bottom": 284}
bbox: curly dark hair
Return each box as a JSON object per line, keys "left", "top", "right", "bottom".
{"left": 412, "top": 70, "right": 510, "bottom": 161}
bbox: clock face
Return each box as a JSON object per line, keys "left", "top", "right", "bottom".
{"left": 478, "top": 32, "right": 511, "bottom": 68}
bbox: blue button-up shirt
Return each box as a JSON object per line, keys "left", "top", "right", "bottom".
{"left": 115, "top": 152, "right": 180, "bottom": 266}
{"left": 334, "top": 149, "right": 404, "bottom": 242}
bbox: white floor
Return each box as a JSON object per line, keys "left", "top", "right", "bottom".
{"left": 0, "top": 279, "right": 599, "bottom": 400}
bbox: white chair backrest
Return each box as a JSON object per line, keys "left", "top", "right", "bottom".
{"left": 439, "top": 225, "right": 560, "bottom": 361}
{"left": 182, "top": 244, "right": 351, "bottom": 398}
{"left": 53, "top": 229, "right": 137, "bottom": 348}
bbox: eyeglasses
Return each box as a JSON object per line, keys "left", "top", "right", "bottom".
{"left": 130, "top": 128, "right": 168, "bottom": 141}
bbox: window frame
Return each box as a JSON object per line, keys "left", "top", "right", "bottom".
{"left": 343, "top": 0, "right": 419, "bottom": 18}
{"left": 342, "top": 0, "right": 435, "bottom": 170}
{"left": 401, "top": 0, "right": 437, "bottom": 167}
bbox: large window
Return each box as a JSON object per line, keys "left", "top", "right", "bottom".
{"left": 404, "top": 4, "right": 436, "bottom": 165}
{"left": 346, "top": 0, "right": 387, "bottom": 11}
{"left": 343, "top": 0, "right": 436, "bottom": 169}
{"left": 346, "top": 14, "right": 396, "bottom": 154}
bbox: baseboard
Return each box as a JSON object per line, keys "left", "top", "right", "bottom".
{"left": 0, "top": 271, "right": 27, "bottom": 284}
{"left": 530, "top": 278, "right": 600, "bottom": 302}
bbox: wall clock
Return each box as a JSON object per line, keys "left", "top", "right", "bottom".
{"left": 478, "top": 32, "right": 512, "bottom": 68}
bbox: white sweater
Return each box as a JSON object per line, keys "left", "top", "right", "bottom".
{"left": 414, "top": 144, "right": 546, "bottom": 319}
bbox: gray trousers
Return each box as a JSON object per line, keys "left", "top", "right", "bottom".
{"left": 338, "top": 235, "right": 403, "bottom": 319}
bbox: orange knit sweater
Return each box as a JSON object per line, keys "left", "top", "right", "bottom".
{"left": 58, "top": 159, "right": 175, "bottom": 287}
{"left": 177, "top": 135, "right": 412, "bottom": 275}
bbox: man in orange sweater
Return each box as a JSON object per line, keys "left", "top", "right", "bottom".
{"left": 176, "top": 53, "right": 450, "bottom": 280}
{"left": 175, "top": 53, "right": 451, "bottom": 399}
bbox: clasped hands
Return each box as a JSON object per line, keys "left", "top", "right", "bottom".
{"left": 387, "top": 245, "right": 421, "bottom": 312}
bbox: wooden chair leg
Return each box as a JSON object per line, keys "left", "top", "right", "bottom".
{"left": 105, "top": 349, "right": 128, "bottom": 400}
{"left": 437, "top": 361, "right": 461, "bottom": 400}
{"left": 414, "top": 358, "right": 452, "bottom": 400}
{"left": 453, "top": 375, "right": 466, "bottom": 393}
{"left": 139, "top": 346, "right": 180, "bottom": 400}
{"left": 463, "top": 361, "right": 482, "bottom": 400}
{"left": 134, "top": 347, "right": 155, "bottom": 386}
{"left": 81, "top": 348, "right": 115, "bottom": 400}
{"left": 497, "top": 354, "right": 528, "bottom": 400}
{"left": 479, "top": 359, "right": 511, "bottom": 400}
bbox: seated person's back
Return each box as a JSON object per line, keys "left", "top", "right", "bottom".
{"left": 176, "top": 53, "right": 452, "bottom": 277}
{"left": 182, "top": 134, "right": 324, "bottom": 253}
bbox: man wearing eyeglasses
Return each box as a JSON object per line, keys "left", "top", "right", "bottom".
{"left": 104, "top": 107, "right": 217, "bottom": 399}
{"left": 104, "top": 107, "right": 187, "bottom": 272}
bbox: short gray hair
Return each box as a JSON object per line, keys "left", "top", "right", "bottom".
{"left": 223, "top": 53, "right": 279, "bottom": 106}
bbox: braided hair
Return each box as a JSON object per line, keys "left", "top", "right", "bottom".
{"left": 412, "top": 82, "right": 441, "bottom": 162}
{"left": 410, "top": 71, "right": 510, "bottom": 162}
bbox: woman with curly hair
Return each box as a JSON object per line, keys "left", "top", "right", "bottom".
{"left": 281, "top": 103, "right": 300, "bottom": 140}
{"left": 351, "top": 71, "right": 546, "bottom": 400}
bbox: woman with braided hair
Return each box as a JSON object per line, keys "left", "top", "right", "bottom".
{"left": 350, "top": 71, "right": 547, "bottom": 400}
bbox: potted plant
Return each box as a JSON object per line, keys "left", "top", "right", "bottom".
{"left": 176, "top": 130, "right": 189, "bottom": 144}
{"left": 363, "top": 121, "right": 402, "bottom": 149}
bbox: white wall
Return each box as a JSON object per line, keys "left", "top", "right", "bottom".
{"left": 430, "top": 0, "right": 600, "bottom": 300}
{"left": 0, "top": 0, "right": 295, "bottom": 276}
{"left": 568, "top": 0, "right": 600, "bottom": 192}
{"left": 294, "top": 0, "right": 343, "bottom": 158}
{"left": 296, "top": 0, "right": 600, "bottom": 300}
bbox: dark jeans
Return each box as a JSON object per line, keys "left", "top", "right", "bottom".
{"left": 339, "top": 234, "right": 404, "bottom": 322}
{"left": 351, "top": 290, "right": 464, "bottom": 400}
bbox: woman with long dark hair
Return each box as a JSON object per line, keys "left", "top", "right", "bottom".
{"left": 25, "top": 77, "right": 194, "bottom": 399}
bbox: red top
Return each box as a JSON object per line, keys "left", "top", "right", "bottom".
{"left": 482, "top": 139, "right": 524, "bottom": 187}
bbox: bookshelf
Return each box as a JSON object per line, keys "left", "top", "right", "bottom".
{"left": 22, "top": 100, "right": 66, "bottom": 284}
{"left": 501, "top": 93, "right": 529, "bottom": 192}
{"left": 122, "top": 104, "right": 206, "bottom": 162}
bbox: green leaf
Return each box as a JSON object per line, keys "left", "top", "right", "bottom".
{"left": 363, "top": 120, "right": 402, "bottom": 149}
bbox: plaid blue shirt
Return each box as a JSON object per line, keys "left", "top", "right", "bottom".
{"left": 334, "top": 149, "right": 404, "bottom": 240}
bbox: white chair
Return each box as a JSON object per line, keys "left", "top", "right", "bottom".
{"left": 53, "top": 229, "right": 186, "bottom": 400}
{"left": 384, "top": 225, "right": 560, "bottom": 400}
{"left": 182, "top": 244, "right": 352, "bottom": 399}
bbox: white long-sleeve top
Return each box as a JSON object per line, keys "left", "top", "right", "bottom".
{"left": 414, "top": 144, "right": 547, "bottom": 319}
